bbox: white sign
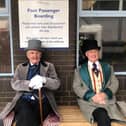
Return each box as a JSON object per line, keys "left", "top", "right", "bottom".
{"left": 18, "top": 0, "right": 69, "bottom": 48}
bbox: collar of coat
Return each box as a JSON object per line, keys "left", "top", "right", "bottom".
{"left": 22, "top": 60, "right": 47, "bottom": 67}
{"left": 79, "top": 61, "right": 111, "bottom": 90}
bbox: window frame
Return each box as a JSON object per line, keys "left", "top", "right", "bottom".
{"left": 0, "top": 0, "right": 9, "bottom": 14}
{"left": 0, "top": 0, "right": 14, "bottom": 76}
{"left": 76, "top": 0, "right": 126, "bottom": 75}
{"left": 79, "top": 0, "right": 126, "bottom": 17}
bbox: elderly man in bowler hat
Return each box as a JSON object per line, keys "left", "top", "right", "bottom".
{"left": 73, "top": 39, "right": 126, "bottom": 126}
{"left": 0, "top": 39, "right": 60, "bottom": 126}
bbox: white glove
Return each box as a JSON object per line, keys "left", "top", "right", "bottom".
{"left": 29, "top": 75, "right": 46, "bottom": 89}
{"left": 29, "top": 78, "right": 36, "bottom": 88}
{"left": 32, "top": 80, "right": 43, "bottom": 89}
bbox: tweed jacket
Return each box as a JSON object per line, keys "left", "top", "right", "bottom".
{"left": 73, "top": 61, "right": 126, "bottom": 123}
{"left": 0, "top": 61, "right": 61, "bottom": 119}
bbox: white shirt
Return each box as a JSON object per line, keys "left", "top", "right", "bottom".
{"left": 88, "top": 61, "right": 103, "bottom": 93}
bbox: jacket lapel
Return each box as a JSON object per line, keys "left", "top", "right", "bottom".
{"left": 80, "top": 63, "right": 93, "bottom": 89}
{"left": 40, "top": 62, "right": 48, "bottom": 76}
{"left": 21, "top": 64, "right": 29, "bottom": 79}
{"left": 101, "top": 62, "right": 111, "bottom": 88}
{"left": 80, "top": 61, "right": 111, "bottom": 90}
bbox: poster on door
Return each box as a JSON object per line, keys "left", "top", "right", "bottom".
{"left": 18, "top": 0, "right": 69, "bottom": 48}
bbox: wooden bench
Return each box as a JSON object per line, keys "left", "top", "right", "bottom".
{"left": 3, "top": 105, "right": 126, "bottom": 126}
{"left": 58, "top": 106, "right": 126, "bottom": 126}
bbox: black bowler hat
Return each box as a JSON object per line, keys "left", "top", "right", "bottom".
{"left": 81, "top": 39, "right": 101, "bottom": 53}
{"left": 25, "top": 39, "right": 42, "bottom": 51}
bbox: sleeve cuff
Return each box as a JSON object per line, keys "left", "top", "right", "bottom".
{"left": 83, "top": 90, "right": 95, "bottom": 101}
{"left": 103, "top": 88, "right": 113, "bottom": 99}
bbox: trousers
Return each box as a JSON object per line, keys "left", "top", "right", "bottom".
{"left": 92, "top": 107, "right": 111, "bottom": 126}
{"left": 13, "top": 97, "right": 53, "bottom": 126}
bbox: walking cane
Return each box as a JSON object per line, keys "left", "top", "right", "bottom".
{"left": 38, "top": 88, "right": 43, "bottom": 126}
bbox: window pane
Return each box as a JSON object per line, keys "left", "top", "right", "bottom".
{"left": 82, "top": 0, "right": 119, "bottom": 10}
{"left": 0, "top": 0, "right": 5, "bottom": 8}
{"left": 0, "top": 17, "right": 11, "bottom": 73}
{"left": 123, "top": 1, "right": 126, "bottom": 10}
{"left": 79, "top": 17, "right": 126, "bottom": 72}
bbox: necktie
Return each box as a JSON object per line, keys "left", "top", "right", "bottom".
{"left": 92, "top": 63, "right": 99, "bottom": 77}
{"left": 27, "top": 64, "right": 40, "bottom": 80}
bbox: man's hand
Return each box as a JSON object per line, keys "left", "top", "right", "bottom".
{"left": 32, "top": 81, "right": 43, "bottom": 89}
{"left": 29, "top": 75, "right": 46, "bottom": 89}
{"left": 92, "top": 92, "right": 107, "bottom": 104}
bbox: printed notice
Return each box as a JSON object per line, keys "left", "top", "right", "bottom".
{"left": 18, "top": 0, "right": 69, "bottom": 48}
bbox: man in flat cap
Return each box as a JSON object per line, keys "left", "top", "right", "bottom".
{"left": 73, "top": 39, "right": 126, "bottom": 126}
{"left": 0, "top": 39, "right": 60, "bottom": 126}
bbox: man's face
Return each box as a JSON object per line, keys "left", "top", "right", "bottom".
{"left": 85, "top": 49, "right": 99, "bottom": 62}
{"left": 26, "top": 50, "right": 42, "bottom": 64}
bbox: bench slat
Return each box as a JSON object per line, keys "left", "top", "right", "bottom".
{"left": 58, "top": 106, "right": 126, "bottom": 126}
